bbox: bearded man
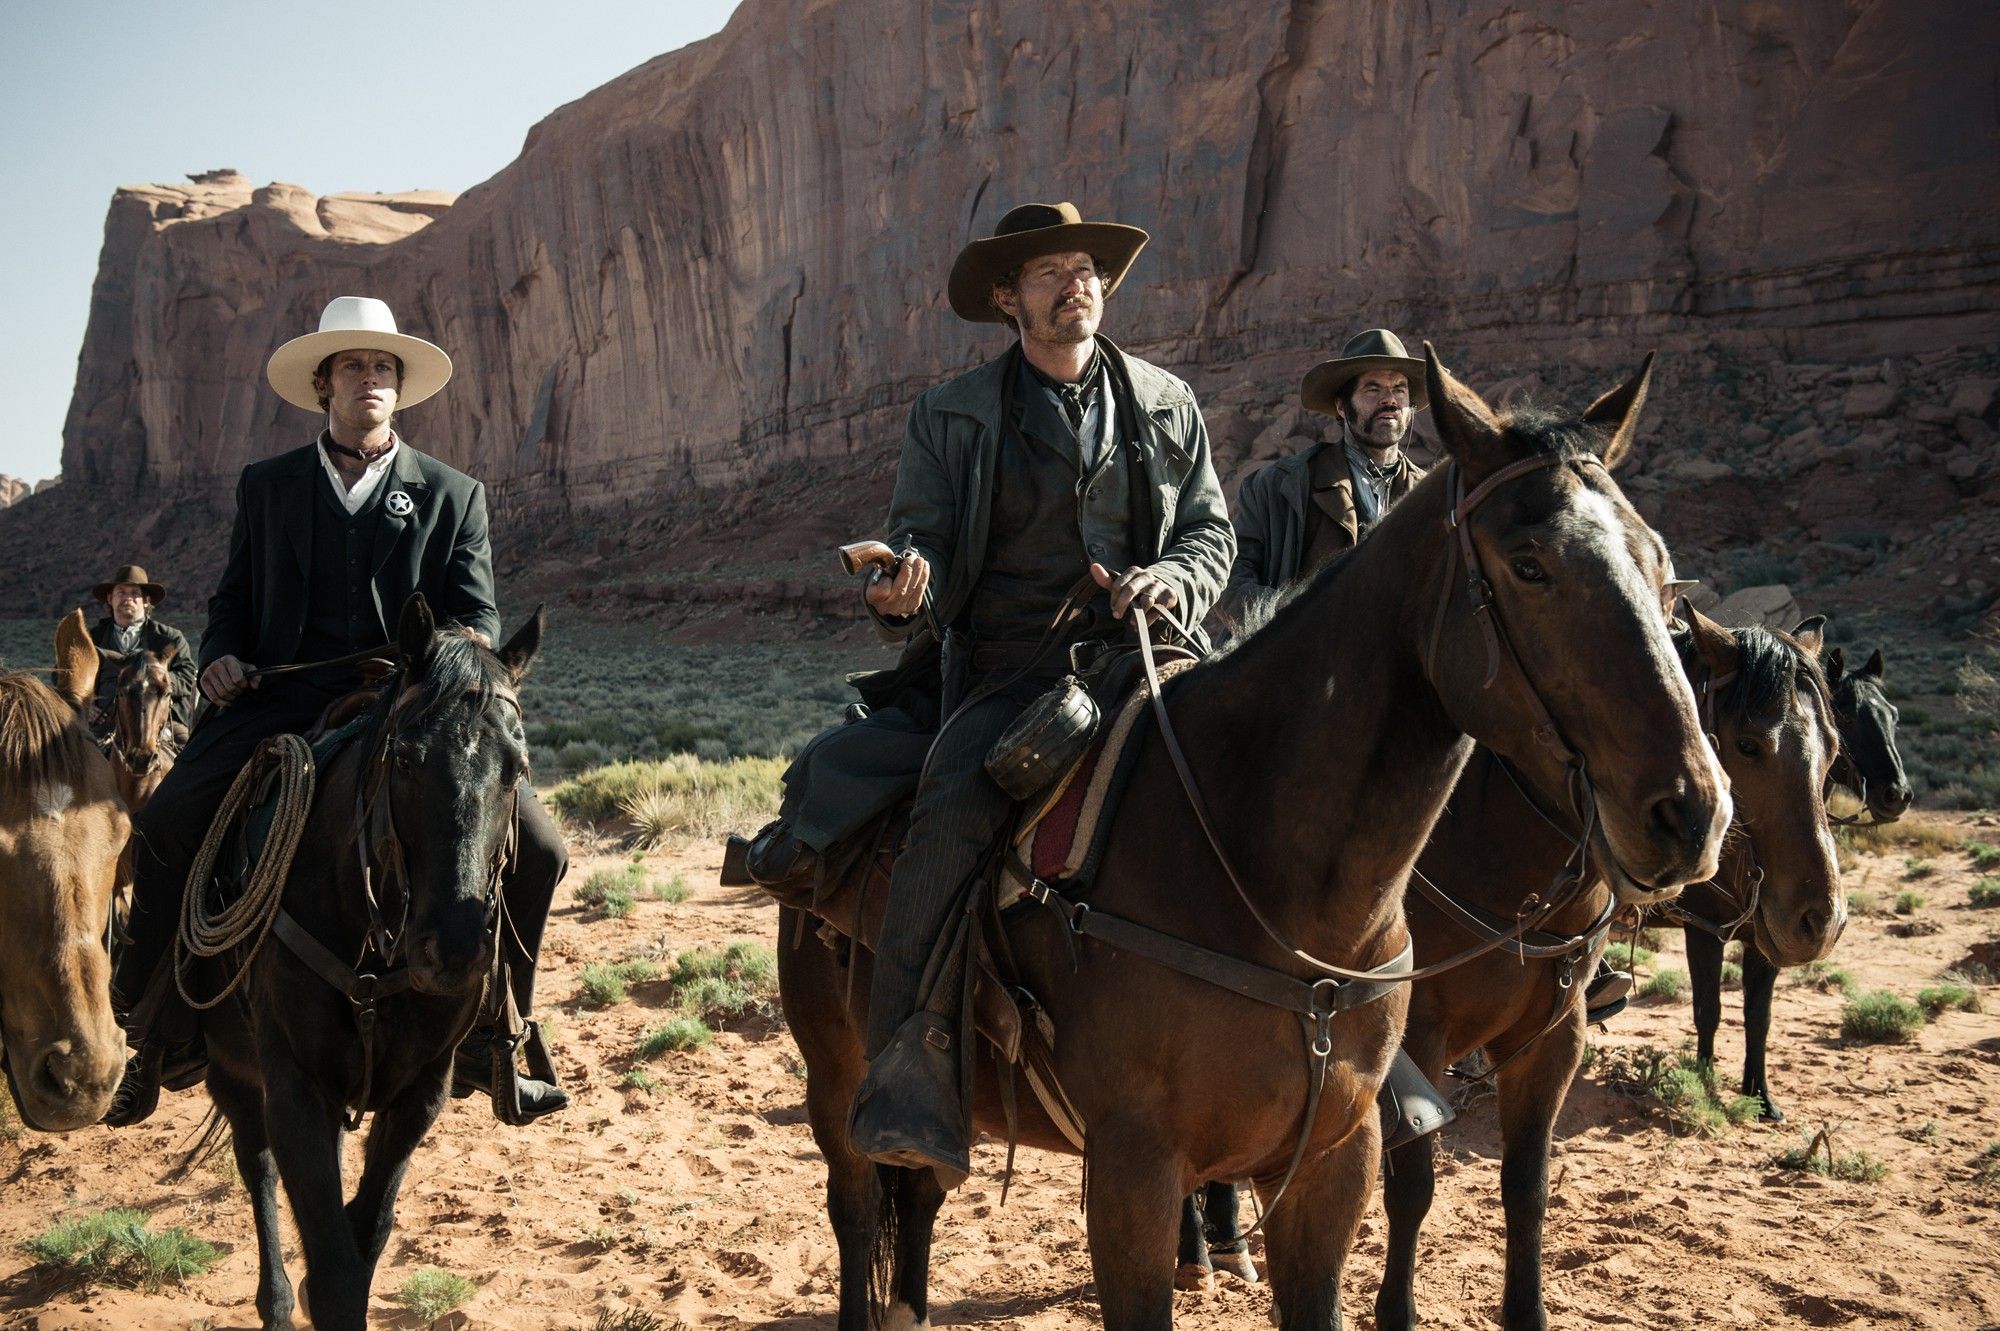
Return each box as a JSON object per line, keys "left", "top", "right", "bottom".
{"left": 106, "top": 297, "right": 570, "bottom": 1127}
{"left": 748, "top": 202, "right": 1235, "bottom": 1180}
{"left": 1227, "top": 329, "right": 1429, "bottom": 603}
{"left": 85, "top": 564, "right": 198, "bottom": 737}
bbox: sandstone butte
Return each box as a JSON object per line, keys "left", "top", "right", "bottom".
{"left": 27, "top": 0, "right": 2000, "bottom": 617}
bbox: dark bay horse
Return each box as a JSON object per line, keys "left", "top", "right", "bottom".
{"left": 0, "top": 611, "right": 130, "bottom": 1132}
{"left": 192, "top": 595, "right": 539, "bottom": 1330}
{"left": 1678, "top": 637, "right": 1903, "bottom": 1123}
{"left": 1368, "top": 610, "right": 1842, "bottom": 1331}
{"left": 97, "top": 641, "right": 180, "bottom": 815}
{"left": 778, "top": 347, "right": 1731, "bottom": 1330}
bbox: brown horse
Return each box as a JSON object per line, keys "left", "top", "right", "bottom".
{"left": 1372, "top": 611, "right": 1843, "bottom": 1331}
{"left": 0, "top": 611, "right": 131, "bottom": 1131}
{"left": 778, "top": 347, "right": 1731, "bottom": 1330}
{"left": 97, "top": 641, "right": 180, "bottom": 813}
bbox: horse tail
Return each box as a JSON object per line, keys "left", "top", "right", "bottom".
{"left": 167, "top": 1103, "right": 230, "bottom": 1181}
{"left": 867, "top": 1162, "right": 901, "bottom": 1327}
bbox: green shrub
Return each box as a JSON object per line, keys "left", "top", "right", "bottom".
{"left": 1900, "top": 1119, "right": 1940, "bottom": 1144}
{"left": 1902, "top": 856, "right": 1936, "bottom": 880}
{"left": 1720, "top": 961, "right": 1743, "bottom": 988}
{"left": 1791, "top": 960, "right": 1858, "bottom": 997}
{"left": 591, "top": 1310, "right": 672, "bottom": 1331}
{"left": 1604, "top": 940, "right": 1655, "bottom": 969}
{"left": 620, "top": 1067, "right": 659, "bottom": 1093}
{"left": 669, "top": 941, "right": 779, "bottom": 1024}
{"left": 1916, "top": 982, "right": 1981, "bottom": 1016}
{"left": 395, "top": 1267, "right": 477, "bottom": 1322}
{"left": 18, "top": 1209, "right": 219, "bottom": 1292}
{"left": 1895, "top": 890, "right": 1928, "bottom": 914}
{"left": 551, "top": 754, "right": 787, "bottom": 840}
{"left": 578, "top": 958, "right": 662, "bottom": 1007}
{"left": 1976, "top": 1141, "right": 2000, "bottom": 1186}
{"left": 635, "top": 1018, "right": 713, "bottom": 1057}
{"left": 1965, "top": 840, "right": 2000, "bottom": 871}
{"left": 576, "top": 863, "right": 647, "bottom": 918}
{"left": 1641, "top": 968, "right": 1687, "bottom": 1001}
{"left": 1840, "top": 990, "right": 1926, "bottom": 1043}
{"left": 1774, "top": 1127, "right": 1887, "bottom": 1182}
{"left": 1968, "top": 877, "right": 2000, "bottom": 908}
{"left": 655, "top": 873, "right": 691, "bottom": 905}
{"left": 1845, "top": 888, "right": 1880, "bottom": 917}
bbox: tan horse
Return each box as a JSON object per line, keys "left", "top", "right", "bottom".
{"left": 0, "top": 611, "right": 130, "bottom": 1131}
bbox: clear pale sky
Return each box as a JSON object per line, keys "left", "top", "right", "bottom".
{"left": 0, "top": 0, "right": 740, "bottom": 484}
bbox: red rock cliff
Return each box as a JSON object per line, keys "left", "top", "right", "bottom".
{"left": 58, "top": 0, "right": 2000, "bottom": 512}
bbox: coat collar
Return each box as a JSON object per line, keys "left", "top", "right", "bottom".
{"left": 931, "top": 335, "right": 1192, "bottom": 428}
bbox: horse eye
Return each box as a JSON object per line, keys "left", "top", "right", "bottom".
{"left": 1736, "top": 737, "right": 1761, "bottom": 757}
{"left": 1511, "top": 558, "right": 1547, "bottom": 583}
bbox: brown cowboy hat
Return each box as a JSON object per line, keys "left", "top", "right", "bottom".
{"left": 1301, "top": 328, "right": 1430, "bottom": 415}
{"left": 947, "top": 201, "right": 1150, "bottom": 324}
{"left": 92, "top": 564, "right": 167, "bottom": 605}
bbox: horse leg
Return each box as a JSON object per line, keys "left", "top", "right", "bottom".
{"left": 1374, "top": 1105, "right": 1438, "bottom": 1331}
{"left": 1740, "top": 943, "right": 1784, "bottom": 1121}
{"left": 1084, "top": 1126, "right": 1185, "bottom": 1331}
{"left": 207, "top": 1064, "right": 295, "bottom": 1329}
{"left": 1493, "top": 1006, "right": 1587, "bottom": 1331}
{"left": 262, "top": 1052, "right": 368, "bottom": 1331}
{"left": 1204, "top": 1178, "right": 1256, "bottom": 1281}
{"left": 1683, "top": 926, "right": 1724, "bottom": 1070}
{"left": 777, "top": 909, "right": 883, "bottom": 1331}
{"left": 1261, "top": 1110, "right": 1381, "bottom": 1331}
{"left": 345, "top": 1073, "right": 450, "bottom": 1274}
{"left": 885, "top": 1164, "right": 946, "bottom": 1328}
{"left": 1174, "top": 1188, "right": 1213, "bottom": 1289}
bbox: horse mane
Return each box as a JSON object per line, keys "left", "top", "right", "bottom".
{"left": 1683, "top": 624, "right": 1834, "bottom": 726}
{"left": 357, "top": 628, "right": 507, "bottom": 739}
{"left": 0, "top": 671, "right": 100, "bottom": 792}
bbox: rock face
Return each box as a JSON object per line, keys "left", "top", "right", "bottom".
{"left": 0, "top": 475, "right": 27, "bottom": 508}
{"left": 57, "top": 0, "right": 2000, "bottom": 512}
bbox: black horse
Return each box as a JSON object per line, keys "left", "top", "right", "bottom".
{"left": 1680, "top": 639, "right": 1911, "bottom": 1122}
{"left": 193, "top": 594, "right": 540, "bottom": 1331}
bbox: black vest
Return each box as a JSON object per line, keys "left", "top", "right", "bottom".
{"left": 297, "top": 472, "right": 389, "bottom": 666}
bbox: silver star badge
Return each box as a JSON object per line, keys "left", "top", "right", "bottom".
{"left": 385, "top": 491, "right": 415, "bottom": 517}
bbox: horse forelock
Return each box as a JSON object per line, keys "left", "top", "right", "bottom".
{"left": 0, "top": 673, "right": 101, "bottom": 806}
{"left": 371, "top": 629, "right": 510, "bottom": 739}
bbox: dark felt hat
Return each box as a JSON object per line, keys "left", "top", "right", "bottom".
{"left": 92, "top": 564, "right": 167, "bottom": 605}
{"left": 947, "top": 201, "right": 1149, "bottom": 324}
{"left": 1301, "top": 328, "right": 1430, "bottom": 415}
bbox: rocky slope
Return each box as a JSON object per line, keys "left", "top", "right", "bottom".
{"left": 5, "top": 0, "right": 1996, "bottom": 638}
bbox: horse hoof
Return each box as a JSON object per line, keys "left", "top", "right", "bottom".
{"left": 1212, "top": 1246, "right": 1260, "bottom": 1283}
{"left": 1174, "top": 1261, "right": 1215, "bottom": 1293}
{"left": 1759, "top": 1098, "right": 1786, "bottom": 1124}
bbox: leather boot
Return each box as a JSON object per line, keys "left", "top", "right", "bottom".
{"left": 745, "top": 819, "right": 817, "bottom": 887}
{"left": 848, "top": 1009, "right": 970, "bottom": 1188}
{"left": 1584, "top": 961, "right": 1633, "bottom": 1025}
{"left": 451, "top": 1026, "right": 568, "bottom": 1122}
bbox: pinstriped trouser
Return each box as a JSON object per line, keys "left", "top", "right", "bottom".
{"left": 863, "top": 691, "right": 1027, "bottom": 1057}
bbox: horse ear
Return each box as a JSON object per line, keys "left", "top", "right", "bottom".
{"left": 156, "top": 640, "right": 179, "bottom": 666}
{"left": 1683, "top": 601, "right": 1740, "bottom": 676}
{"left": 1825, "top": 646, "right": 1846, "bottom": 684}
{"left": 397, "top": 592, "right": 436, "bottom": 669}
{"left": 1790, "top": 615, "right": 1826, "bottom": 656}
{"left": 1582, "top": 351, "right": 1656, "bottom": 469}
{"left": 53, "top": 610, "right": 98, "bottom": 709}
{"left": 496, "top": 605, "right": 544, "bottom": 686}
{"left": 1423, "top": 341, "right": 1508, "bottom": 476}
{"left": 1862, "top": 647, "right": 1885, "bottom": 679}
{"left": 96, "top": 645, "right": 128, "bottom": 668}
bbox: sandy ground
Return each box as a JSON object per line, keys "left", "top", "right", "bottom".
{"left": 4, "top": 814, "right": 1998, "bottom": 1331}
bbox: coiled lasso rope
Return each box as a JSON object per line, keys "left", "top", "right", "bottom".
{"left": 175, "top": 732, "right": 317, "bottom": 1010}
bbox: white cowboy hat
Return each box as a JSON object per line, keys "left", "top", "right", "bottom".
{"left": 265, "top": 296, "right": 453, "bottom": 413}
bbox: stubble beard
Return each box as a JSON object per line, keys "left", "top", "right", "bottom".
{"left": 1347, "top": 409, "right": 1408, "bottom": 458}
{"left": 1025, "top": 295, "right": 1100, "bottom": 349}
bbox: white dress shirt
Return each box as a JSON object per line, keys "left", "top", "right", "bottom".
{"left": 318, "top": 432, "right": 400, "bottom": 515}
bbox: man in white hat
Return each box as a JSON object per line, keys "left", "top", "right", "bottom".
{"left": 107, "top": 296, "right": 570, "bottom": 1126}
{"left": 1226, "top": 328, "right": 1430, "bottom": 606}
{"left": 745, "top": 202, "right": 1235, "bottom": 1181}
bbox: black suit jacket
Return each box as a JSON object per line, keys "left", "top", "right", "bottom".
{"left": 201, "top": 440, "right": 501, "bottom": 672}
{"left": 89, "top": 616, "right": 199, "bottom": 728}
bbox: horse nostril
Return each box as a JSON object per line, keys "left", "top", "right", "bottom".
{"left": 35, "top": 1043, "right": 79, "bottom": 1099}
{"left": 1647, "top": 791, "right": 1700, "bottom": 848}
{"left": 415, "top": 935, "right": 445, "bottom": 972}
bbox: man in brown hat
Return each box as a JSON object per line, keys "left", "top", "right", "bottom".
{"left": 749, "top": 201, "right": 1234, "bottom": 1180}
{"left": 1226, "top": 329, "right": 1429, "bottom": 603}
{"left": 86, "top": 564, "right": 197, "bottom": 736}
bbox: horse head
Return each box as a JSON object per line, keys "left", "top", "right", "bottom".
{"left": 98, "top": 641, "right": 177, "bottom": 779}
{"left": 372, "top": 593, "right": 541, "bottom": 996}
{"left": 1686, "top": 609, "right": 1846, "bottom": 964}
{"left": 0, "top": 611, "right": 129, "bottom": 1131}
{"left": 1823, "top": 645, "right": 1914, "bottom": 822}
{"left": 1420, "top": 345, "right": 1730, "bottom": 903}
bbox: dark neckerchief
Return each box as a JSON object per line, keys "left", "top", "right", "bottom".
{"left": 1021, "top": 344, "right": 1105, "bottom": 433}
{"left": 320, "top": 430, "right": 395, "bottom": 465}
